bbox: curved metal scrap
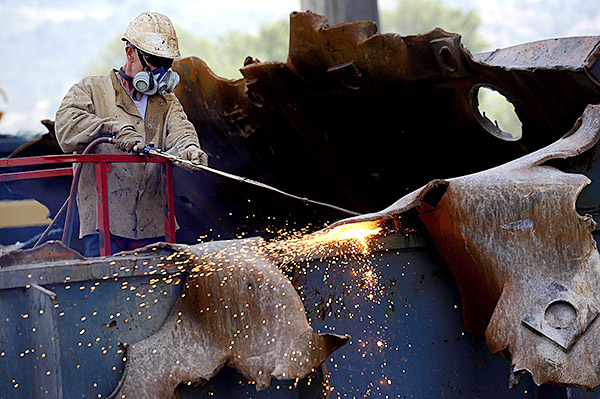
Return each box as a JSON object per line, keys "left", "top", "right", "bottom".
{"left": 5, "top": 12, "right": 600, "bottom": 245}
{"left": 109, "top": 239, "right": 348, "bottom": 398}
{"left": 169, "top": 12, "right": 600, "bottom": 243}
{"left": 173, "top": 11, "right": 600, "bottom": 218}
{"left": 0, "top": 239, "right": 83, "bottom": 265}
{"left": 338, "top": 104, "right": 600, "bottom": 389}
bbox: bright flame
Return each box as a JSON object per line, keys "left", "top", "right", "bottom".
{"left": 265, "top": 220, "right": 383, "bottom": 270}
{"left": 321, "top": 221, "right": 382, "bottom": 252}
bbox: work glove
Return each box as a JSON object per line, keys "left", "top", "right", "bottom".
{"left": 174, "top": 145, "right": 208, "bottom": 173}
{"left": 114, "top": 125, "right": 144, "bottom": 153}
{"left": 182, "top": 145, "right": 208, "bottom": 166}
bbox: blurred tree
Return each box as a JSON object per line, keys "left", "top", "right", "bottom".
{"left": 380, "top": 0, "right": 488, "bottom": 53}
{"left": 178, "top": 19, "right": 288, "bottom": 79}
{"left": 380, "top": 0, "right": 525, "bottom": 136}
{"left": 86, "top": 20, "right": 289, "bottom": 80}
{"left": 87, "top": 33, "right": 127, "bottom": 76}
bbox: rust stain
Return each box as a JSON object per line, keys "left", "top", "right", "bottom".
{"left": 0, "top": 240, "right": 84, "bottom": 266}
{"left": 8, "top": 12, "right": 600, "bottom": 245}
{"left": 340, "top": 104, "right": 600, "bottom": 390}
{"left": 4, "top": 10, "right": 600, "bottom": 394}
{"left": 109, "top": 240, "right": 348, "bottom": 398}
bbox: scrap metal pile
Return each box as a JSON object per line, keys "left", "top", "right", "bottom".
{"left": 3, "top": 10, "right": 600, "bottom": 398}
{"left": 340, "top": 104, "right": 600, "bottom": 389}
{"left": 9, "top": 12, "right": 600, "bottom": 244}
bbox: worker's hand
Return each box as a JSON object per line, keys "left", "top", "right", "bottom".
{"left": 114, "top": 125, "right": 144, "bottom": 153}
{"left": 181, "top": 145, "right": 208, "bottom": 167}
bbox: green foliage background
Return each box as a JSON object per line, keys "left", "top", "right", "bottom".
{"left": 380, "top": 0, "right": 488, "bottom": 52}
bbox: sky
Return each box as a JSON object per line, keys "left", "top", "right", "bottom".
{"left": 1, "top": 0, "right": 599, "bottom": 136}
{"left": 0, "top": 0, "right": 299, "bottom": 135}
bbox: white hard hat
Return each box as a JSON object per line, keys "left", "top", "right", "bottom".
{"left": 122, "top": 12, "right": 181, "bottom": 59}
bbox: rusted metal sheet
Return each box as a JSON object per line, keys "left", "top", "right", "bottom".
{"left": 6, "top": 12, "right": 600, "bottom": 248}
{"left": 475, "top": 36, "right": 600, "bottom": 70}
{"left": 109, "top": 240, "right": 348, "bottom": 398}
{"left": 0, "top": 240, "right": 348, "bottom": 398}
{"left": 1, "top": 235, "right": 574, "bottom": 398}
{"left": 335, "top": 104, "right": 600, "bottom": 390}
{"left": 3, "top": 10, "right": 600, "bottom": 395}
{"left": 300, "top": 0, "right": 379, "bottom": 26}
{"left": 175, "top": 11, "right": 600, "bottom": 219}
{"left": 159, "top": 12, "right": 600, "bottom": 243}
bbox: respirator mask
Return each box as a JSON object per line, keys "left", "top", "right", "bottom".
{"left": 120, "top": 47, "right": 180, "bottom": 96}
{"left": 132, "top": 66, "right": 180, "bottom": 96}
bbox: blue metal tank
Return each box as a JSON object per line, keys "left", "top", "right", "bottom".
{"left": 1, "top": 231, "right": 594, "bottom": 398}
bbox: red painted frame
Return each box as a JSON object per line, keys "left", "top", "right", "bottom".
{"left": 0, "top": 154, "right": 177, "bottom": 256}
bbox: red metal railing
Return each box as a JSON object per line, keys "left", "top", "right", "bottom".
{"left": 0, "top": 154, "right": 176, "bottom": 256}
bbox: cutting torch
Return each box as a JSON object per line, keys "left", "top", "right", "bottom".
{"left": 139, "top": 144, "right": 360, "bottom": 216}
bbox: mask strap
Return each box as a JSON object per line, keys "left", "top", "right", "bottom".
{"left": 118, "top": 67, "right": 133, "bottom": 82}
{"left": 137, "top": 49, "right": 150, "bottom": 70}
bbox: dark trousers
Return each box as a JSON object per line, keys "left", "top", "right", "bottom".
{"left": 83, "top": 234, "right": 165, "bottom": 257}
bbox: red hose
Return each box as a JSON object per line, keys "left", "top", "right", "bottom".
{"left": 62, "top": 136, "right": 114, "bottom": 244}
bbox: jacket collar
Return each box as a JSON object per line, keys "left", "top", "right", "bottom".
{"left": 111, "top": 69, "right": 142, "bottom": 117}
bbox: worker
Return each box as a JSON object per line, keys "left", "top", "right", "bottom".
{"left": 55, "top": 12, "right": 207, "bottom": 257}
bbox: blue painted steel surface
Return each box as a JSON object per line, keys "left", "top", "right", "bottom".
{"left": 0, "top": 244, "right": 328, "bottom": 399}
{"left": 178, "top": 366, "right": 328, "bottom": 398}
{"left": 0, "top": 236, "right": 598, "bottom": 398}
{"left": 0, "top": 275, "right": 184, "bottom": 398}
{"left": 296, "top": 239, "right": 594, "bottom": 399}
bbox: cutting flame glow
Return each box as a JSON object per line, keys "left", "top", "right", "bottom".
{"left": 319, "top": 221, "right": 382, "bottom": 252}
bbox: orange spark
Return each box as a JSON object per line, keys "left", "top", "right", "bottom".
{"left": 320, "top": 221, "right": 381, "bottom": 252}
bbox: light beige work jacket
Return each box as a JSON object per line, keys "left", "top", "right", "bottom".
{"left": 55, "top": 70, "right": 200, "bottom": 239}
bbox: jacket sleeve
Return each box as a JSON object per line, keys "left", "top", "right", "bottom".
{"left": 164, "top": 96, "right": 201, "bottom": 154}
{"left": 54, "top": 80, "right": 132, "bottom": 153}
